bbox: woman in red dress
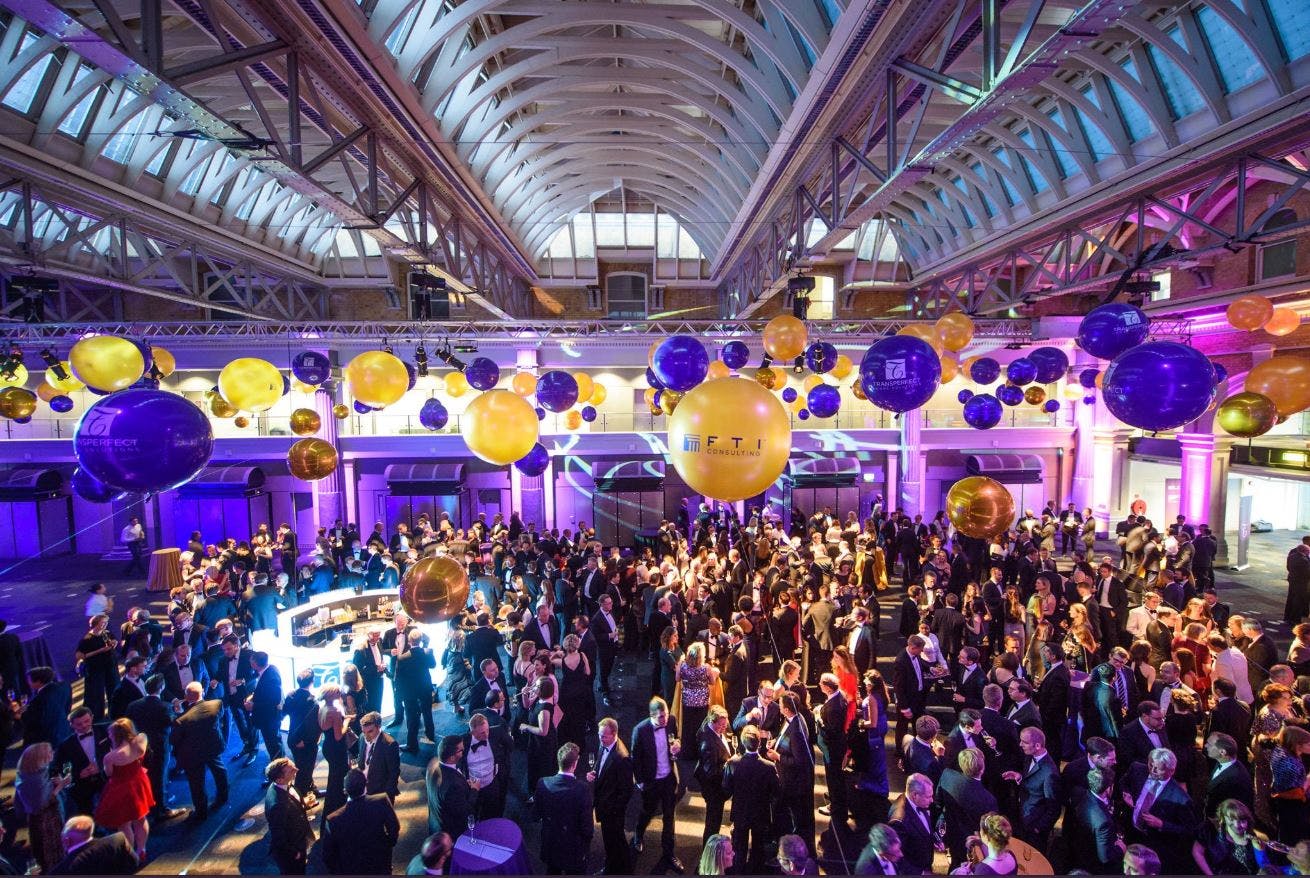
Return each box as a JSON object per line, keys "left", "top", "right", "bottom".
{"left": 94, "top": 718, "right": 155, "bottom": 863}
{"left": 830, "top": 646, "right": 860, "bottom": 729}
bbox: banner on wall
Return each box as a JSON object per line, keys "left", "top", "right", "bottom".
{"left": 1235, "top": 494, "right": 1253, "bottom": 570}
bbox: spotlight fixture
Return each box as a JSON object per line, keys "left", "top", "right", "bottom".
{"left": 788, "top": 274, "right": 815, "bottom": 320}
{"left": 39, "top": 348, "right": 66, "bottom": 380}
{"left": 434, "top": 342, "right": 466, "bottom": 372}
{"left": 382, "top": 339, "right": 394, "bottom": 354}
{"left": 793, "top": 355, "right": 805, "bottom": 374}
{"left": 0, "top": 346, "right": 22, "bottom": 381}
{"left": 415, "top": 343, "right": 429, "bottom": 377}
{"left": 760, "top": 355, "right": 773, "bottom": 369}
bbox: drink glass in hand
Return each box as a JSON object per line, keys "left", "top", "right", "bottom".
{"left": 467, "top": 814, "right": 476, "bottom": 833}
{"left": 587, "top": 753, "right": 597, "bottom": 772}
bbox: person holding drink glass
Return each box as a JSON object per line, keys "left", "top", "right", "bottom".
{"left": 631, "top": 697, "right": 683, "bottom": 873}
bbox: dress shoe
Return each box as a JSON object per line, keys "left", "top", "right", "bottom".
{"left": 211, "top": 795, "right": 228, "bottom": 810}
{"left": 184, "top": 812, "right": 207, "bottom": 826}
{"left": 153, "top": 806, "right": 189, "bottom": 821}
{"left": 402, "top": 745, "right": 419, "bottom": 755}
{"left": 630, "top": 836, "right": 643, "bottom": 853}
{"left": 666, "top": 855, "right": 685, "bottom": 874}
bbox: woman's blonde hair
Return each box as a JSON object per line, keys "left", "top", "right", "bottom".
{"left": 979, "top": 812, "right": 1012, "bottom": 849}
{"left": 686, "top": 642, "right": 705, "bottom": 667}
{"left": 517, "top": 640, "right": 536, "bottom": 660}
{"left": 697, "top": 834, "right": 733, "bottom": 876}
{"left": 17, "top": 742, "right": 51, "bottom": 773}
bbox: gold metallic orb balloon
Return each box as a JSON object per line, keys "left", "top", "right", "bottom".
{"left": 218, "top": 357, "right": 282, "bottom": 413}
{"left": 344, "top": 350, "right": 409, "bottom": 408}
{"left": 1265, "top": 307, "right": 1301, "bottom": 337}
{"left": 564, "top": 410, "right": 583, "bottom": 430}
{"left": 648, "top": 403, "right": 663, "bottom": 417}
{"left": 287, "top": 437, "right": 338, "bottom": 481}
{"left": 151, "top": 347, "right": 177, "bottom": 378}
{"left": 668, "top": 377, "right": 792, "bottom": 502}
{"left": 832, "top": 354, "right": 854, "bottom": 380}
{"left": 461, "top": 388, "right": 539, "bottom": 465}
{"left": 291, "top": 379, "right": 317, "bottom": 394}
{"left": 209, "top": 395, "right": 237, "bottom": 419}
{"left": 572, "top": 372, "right": 593, "bottom": 404}
{"left": 0, "top": 363, "right": 27, "bottom": 389}
{"left": 1227, "top": 295, "right": 1274, "bottom": 331}
{"left": 659, "top": 389, "right": 683, "bottom": 416}
{"left": 233, "top": 416, "right": 250, "bottom": 428}
{"left": 1063, "top": 383, "right": 1084, "bottom": 400}
{"left": 707, "top": 361, "right": 731, "bottom": 380}
{"left": 898, "top": 324, "right": 945, "bottom": 355}
{"left": 398, "top": 555, "right": 469, "bottom": 624}
{"left": 946, "top": 476, "right": 1016, "bottom": 540}
{"left": 754, "top": 366, "right": 779, "bottom": 390}
{"left": 444, "top": 371, "right": 470, "bottom": 398}
{"left": 803, "top": 374, "right": 824, "bottom": 392}
{"left": 1024, "top": 386, "right": 1047, "bottom": 405}
{"left": 589, "top": 383, "right": 607, "bottom": 405}
{"left": 1217, "top": 391, "right": 1279, "bottom": 438}
{"left": 935, "top": 312, "right": 975, "bottom": 352}
{"left": 762, "top": 315, "right": 808, "bottom": 361}
{"left": 35, "top": 382, "right": 58, "bottom": 403}
{"left": 1246, "top": 356, "right": 1310, "bottom": 419}
{"left": 332, "top": 403, "right": 350, "bottom": 420}
{"left": 643, "top": 387, "right": 659, "bottom": 407}
{"left": 69, "top": 335, "right": 144, "bottom": 392}
{"left": 45, "top": 362, "right": 83, "bottom": 393}
{"left": 0, "top": 387, "right": 36, "bottom": 419}
{"left": 940, "top": 355, "right": 959, "bottom": 383}
{"left": 851, "top": 380, "right": 867, "bottom": 401}
{"left": 289, "top": 408, "right": 322, "bottom": 436}
{"left": 511, "top": 372, "right": 538, "bottom": 397}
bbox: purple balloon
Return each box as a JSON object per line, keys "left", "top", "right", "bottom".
{"left": 781, "top": 387, "right": 798, "bottom": 404}
{"left": 1101, "top": 341, "right": 1216, "bottom": 432}
{"left": 645, "top": 367, "right": 665, "bottom": 391}
{"left": 281, "top": 373, "right": 291, "bottom": 396}
{"left": 74, "top": 389, "right": 213, "bottom": 494}
{"left": 957, "top": 389, "right": 974, "bottom": 403}
{"left": 580, "top": 405, "right": 597, "bottom": 423}
{"left": 72, "top": 467, "right": 121, "bottom": 503}
{"left": 1043, "top": 400, "right": 1061, "bottom": 413}
{"left": 537, "top": 370, "right": 579, "bottom": 412}
{"left": 807, "top": 384, "right": 841, "bottom": 418}
{"left": 87, "top": 386, "right": 111, "bottom": 397}
{"left": 804, "top": 342, "right": 838, "bottom": 374}
{"left": 1083, "top": 395, "right": 1096, "bottom": 405}
{"left": 130, "top": 375, "right": 160, "bottom": 390}
{"left": 652, "top": 335, "right": 710, "bottom": 392}
{"left": 465, "top": 357, "right": 500, "bottom": 392}
{"left": 858, "top": 336, "right": 941, "bottom": 413}
{"left": 1028, "top": 347, "right": 1069, "bottom": 384}
{"left": 998, "top": 385, "right": 1024, "bottom": 406}
{"left": 1006, "top": 357, "right": 1038, "bottom": 386}
{"left": 970, "top": 357, "right": 1001, "bottom": 384}
{"left": 292, "top": 351, "right": 331, "bottom": 385}
{"left": 515, "top": 442, "right": 550, "bottom": 477}
{"left": 963, "top": 393, "right": 1003, "bottom": 429}
{"left": 1076, "top": 303, "right": 1150, "bottom": 360}
{"left": 535, "top": 407, "right": 546, "bottom": 421}
{"left": 1078, "top": 368, "right": 1099, "bottom": 389}
{"left": 1212, "top": 362, "right": 1228, "bottom": 384}
{"left": 404, "top": 362, "right": 418, "bottom": 392}
{"left": 50, "top": 395, "right": 73, "bottom": 413}
{"left": 419, "top": 398, "right": 448, "bottom": 431}
{"left": 721, "top": 341, "right": 750, "bottom": 370}
{"left": 353, "top": 400, "right": 375, "bottom": 414}
{"left": 13, "top": 415, "right": 30, "bottom": 424}
{"left": 797, "top": 409, "right": 810, "bottom": 421}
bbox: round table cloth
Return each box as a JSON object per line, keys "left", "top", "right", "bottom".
{"left": 450, "top": 818, "right": 531, "bottom": 875}
{"left": 146, "top": 548, "right": 183, "bottom": 593}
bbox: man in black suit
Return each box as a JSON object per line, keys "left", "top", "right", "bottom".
{"left": 351, "top": 629, "right": 389, "bottom": 717}
{"left": 590, "top": 594, "right": 621, "bottom": 699}
{"left": 55, "top": 708, "right": 108, "bottom": 817}
{"left": 1123, "top": 747, "right": 1200, "bottom": 875}
{"left": 1093, "top": 562, "right": 1130, "bottom": 648}
{"left": 854, "top": 822, "right": 906, "bottom": 876}
{"left": 1061, "top": 735, "right": 1119, "bottom": 807}
{"left": 590, "top": 717, "right": 634, "bottom": 875}
{"left": 695, "top": 705, "right": 733, "bottom": 843}
{"left": 1001, "top": 726, "right": 1062, "bottom": 849}
{"left": 979, "top": 684, "right": 1020, "bottom": 782}
{"left": 1203, "top": 732, "right": 1253, "bottom": 817}
{"left": 380, "top": 612, "right": 417, "bottom": 730}
{"left": 425, "top": 736, "right": 473, "bottom": 838}
{"left": 936, "top": 747, "right": 996, "bottom": 865}
{"left": 108, "top": 656, "right": 148, "bottom": 721}
{"left": 468, "top": 659, "right": 509, "bottom": 726}
{"left": 801, "top": 585, "right": 838, "bottom": 687}
{"left": 125, "top": 674, "right": 185, "bottom": 821}
{"left": 1117, "top": 701, "right": 1166, "bottom": 771}
{"left": 1204, "top": 677, "right": 1252, "bottom": 759}
{"left": 461, "top": 713, "right": 510, "bottom": 820}
{"left": 161, "top": 642, "right": 208, "bottom": 703}
{"left": 733, "top": 682, "right": 782, "bottom": 739}
{"left": 209, "top": 634, "right": 255, "bottom": 757}
{"left": 770, "top": 692, "right": 816, "bottom": 855}
{"left": 816, "top": 674, "right": 850, "bottom": 828}
{"left": 171, "top": 682, "right": 229, "bottom": 823}
{"left": 951, "top": 647, "right": 986, "bottom": 713}
{"left": 264, "top": 758, "right": 315, "bottom": 875}
{"left": 1095, "top": 648, "right": 1139, "bottom": 725}
{"left": 892, "top": 635, "right": 933, "bottom": 745}
{"left": 887, "top": 774, "right": 938, "bottom": 875}
{"left": 942, "top": 709, "right": 1000, "bottom": 773}
{"left": 902, "top": 715, "right": 945, "bottom": 786}
{"left": 323, "top": 769, "right": 399, "bottom": 875}
{"left": 842, "top": 606, "right": 877, "bottom": 678}
{"left": 630, "top": 697, "right": 683, "bottom": 872}
{"left": 282, "top": 669, "right": 321, "bottom": 798}
{"left": 720, "top": 626, "right": 751, "bottom": 721}
{"left": 244, "top": 651, "right": 283, "bottom": 763}
{"left": 1066, "top": 767, "right": 1125, "bottom": 874}
{"left": 394, "top": 629, "right": 435, "bottom": 753}
{"left": 575, "top": 555, "right": 605, "bottom": 617}
{"left": 48, "top": 816, "right": 138, "bottom": 875}
{"left": 524, "top": 604, "right": 561, "bottom": 652}
{"left": 1242, "top": 619, "right": 1279, "bottom": 702}
{"left": 1004, "top": 678, "right": 1041, "bottom": 730}
{"left": 723, "top": 725, "right": 781, "bottom": 874}
{"left": 357, "top": 711, "right": 401, "bottom": 800}
{"left": 1036, "top": 642, "right": 1071, "bottom": 757}
{"left": 21, "top": 667, "right": 71, "bottom": 748}
{"left": 534, "top": 742, "right": 595, "bottom": 875}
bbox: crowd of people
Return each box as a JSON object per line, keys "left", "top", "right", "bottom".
{"left": 0, "top": 497, "right": 1308, "bottom": 876}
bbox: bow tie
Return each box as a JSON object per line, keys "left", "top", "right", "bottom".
{"left": 78, "top": 733, "right": 93, "bottom": 740}
{"left": 471, "top": 741, "right": 487, "bottom": 751}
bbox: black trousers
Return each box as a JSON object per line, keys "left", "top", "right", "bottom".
{"left": 389, "top": 677, "right": 406, "bottom": 726}
{"left": 635, "top": 774, "right": 678, "bottom": 856}
{"left": 272, "top": 850, "right": 307, "bottom": 875}
{"left": 731, "top": 819, "right": 771, "bottom": 875}
{"left": 143, "top": 743, "right": 168, "bottom": 810}
{"left": 183, "top": 757, "right": 229, "bottom": 817}
{"left": 402, "top": 689, "right": 433, "bottom": 747}
{"left": 223, "top": 697, "right": 254, "bottom": 749}
{"left": 825, "top": 753, "right": 848, "bottom": 823}
{"left": 474, "top": 776, "right": 507, "bottom": 820}
{"left": 124, "top": 540, "right": 146, "bottom": 576}
{"left": 82, "top": 665, "right": 117, "bottom": 722}
{"left": 598, "top": 647, "right": 616, "bottom": 695}
{"left": 600, "top": 814, "right": 631, "bottom": 874}
{"left": 290, "top": 740, "right": 317, "bottom": 796}
{"left": 702, "top": 789, "right": 727, "bottom": 844}
{"left": 254, "top": 715, "right": 284, "bottom": 760}
{"left": 778, "top": 790, "right": 815, "bottom": 855}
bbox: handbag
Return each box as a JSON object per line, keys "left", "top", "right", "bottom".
{"left": 343, "top": 727, "right": 359, "bottom": 749}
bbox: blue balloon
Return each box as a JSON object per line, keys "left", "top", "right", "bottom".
{"left": 353, "top": 400, "right": 375, "bottom": 414}
{"left": 858, "top": 336, "right": 942, "bottom": 413}
{"left": 1076, "top": 303, "right": 1150, "bottom": 359}
{"left": 465, "top": 357, "right": 500, "bottom": 392}
{"left": 1043, "top": 400, "right": 1061, "bottom": 413}
{"left": 645, "top": 367, "right": 665, "bottom": 391}
{"left": 292, "top": 351, "right": 331, "bottom": 385}
{"left": 1079, "top": 368, "right": 1099, "bottom": 389}
{"left": 50, "top": 395, "right": 73, "bottom": 413}
{"left": 74, "top": 389, "right": 213, "bottom": 494}
{"left": 1083, "top": 395, "right": 1096, "bottom": 405}
{"left": 970, "top": 357, "right": 1001, "bottom": 384}
{"left": 781, "top": 387, "right": 798, "bottom": 404}
{"left": 652, "top": 335, "right": 709, "bottom": 392}
{"left": 1028, "top": 347, "right": 1069, "bottom": 384}
{"left": 404, "top": 362, "right": 418, "bottom": 391}
{"left": 87, "top": 386, "right": 111, "bottom": 397}
{"left": 957, "top": 389, "right": 974, "bottom": 404}
{"left": 13, "top": 415, "right": 30, "bottom": 424}
{"left": 281, "top": 373, "right": 291, "bottom": 396}
{"left": 419, "top": 398, "right": 448, "bottom": 431}
{"left": 963, "top": 393, "right": 1003, "bottom": 429}
{"left": 130, "top": 375, "right": 160, "bottom": 390}
{"left": 804, "top": 342, "right": 838, "bottom": 374}
{"left": 808, "top": 384, "right": 841, "bottom": 418}
{"left": 537, "top": 370, "right": 579, "bottom": 412}
{"left": 72, "top": 467, "right": 122, "bottom": 503}
{"left": 797, "top": 409, "right": 810, "bottom": 421}
{"left": 1006, "top": 357, "right": 1038, "bottom": 386}
{"left": 535, "top": 406, "right": 546, "bottom": 421}
{"left": 721, "top": 341, "right": 750, "bottom": 370}
{"left": 580, "top": 405, "right": 597, "bottom": 423}
{"left": 1101, "top": 341, "right": 1217, "bottom": 432}
{"left": 514, "top": 443, "right": 550, "bottom": 477}
{"left": 998, "top": 385, "right": 1024, "bottom": 406}
{"left": 1212, "top": 362, "right": 1228, "bottom": 384}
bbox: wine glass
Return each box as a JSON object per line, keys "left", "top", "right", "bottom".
{"left": 587, "top": 752, "right": 597, "bottom": 772}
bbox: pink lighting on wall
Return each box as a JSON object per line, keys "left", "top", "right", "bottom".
{"left": 1177, "top": 433, "right": 1216, "bottom": 527}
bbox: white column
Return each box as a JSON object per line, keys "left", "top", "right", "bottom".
{"left": 899, "top": 408, "right": 924, "bottom": 516}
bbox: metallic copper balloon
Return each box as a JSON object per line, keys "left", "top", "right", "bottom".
{"left": 289, "top": 408, "right": 322, "bottom": 436}
{"left": 946, "top": 476, "right": 1016, "bottom": 540}
{"left": 1024, "top": 386, "right": 1047, "bottom": 406}
{"left": 754, "top": 366, "right": 778, "bottom": 390}
{"left": 398, "top": 555, "right": 469, "bottom": 624}
{"left": 648, "top": 403, "right": 663, "bottom": 416}
{"left": 659, "top": 389, "right": 683, "bottom": 415}
{"left": 0, "top": 387, "right": 36, "bottom": 420}
{"left": 332, "top": 403, "right": 349, "bottom": 420}
{"left": 1217, "top": 391, "right": 1278, "bottom": 438}
{"left": 233, "top": 416, "right": 250, "bottom": 428}
{"left": 209, "top": 395, "right": 237, "bottom": 419}
{"left": 287, "top": 437, "right": 338, "bottom": 481}
{"left": 851, "top": 380, "right": 867, "bottom": 401}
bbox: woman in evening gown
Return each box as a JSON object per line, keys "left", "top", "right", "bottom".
{"left": 95, "top": 718, "right": 155, "bottom": 863}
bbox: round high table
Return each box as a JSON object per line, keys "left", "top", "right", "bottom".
{"left": 146, "top": 548, "right": 183, "bottom": 592}
{"left": 449, "top": 818, "right": 531, "bottom": 875}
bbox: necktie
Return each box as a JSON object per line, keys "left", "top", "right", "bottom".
{"left": 1114, "top": 670, "right": 1128, "bottom": 706}
{"left": 1133, "top": 780, "right": 1158, "bottom": 827}
{"left": 912, "top": 657, "right": 922, "bottom": 690}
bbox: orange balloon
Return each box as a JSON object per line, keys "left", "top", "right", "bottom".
{"left": 940, "top": 356, "right": 959, "bottom": 383}
{"left": 851, "top": 380, "right": 867, "bottom": 401}
{"left": 572, "top": 372, "right": 593, "bottom": 403}
{"left": 946, "top": 476, "right": 1016, "bottom": 539}
{"left": 707, "top": 361, "right": 731, "bottom": 379}
{"left": 1246, "top": 356, "right": 1310, "bottom": 418}
{"left": 803, "top": 374, "right": 824, "bottom": 392}
{"left": 1265, "top": 307, "right": 1301, "bottom": 337}
{"left": 288, "top": 437, "right": 338, "bottom": 480}
{"left": 831, "top": 354, "right": 854, "bottom": 380}
{"left": 762, "top": 315, "right": 808, "bottom": 360}
{"left": 564, "top": 410, "right": 583, "bottom": 430}
{"left": 898, "top": 324, "right": 944, "bottom": 355}
{"left": 1024, "top": 386, "right": 1047, "bottom": 405}
{"left": 960, "top": 356, "right": 979, "bottom": 380}
{"left": 35, "top": 382, "right": 58, "bottom": 402}
{"left": 511, "top": 372, "right": 538, "bottom": 397}
{"left": 1227, "top": 295, "right": 1274, "bottom": 331}
{"left": 399, "top": 555, "right": 469, "bottom": 624}
{"left": 935, "top": 312, "right": 975, "bottom": 352}
{"left": 1094, "top": 371, "right": 1104, "bottom": 389}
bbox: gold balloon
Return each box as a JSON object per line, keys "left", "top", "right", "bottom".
{"left": 209, "top": 395, "right": 237, "bottom": 419}
{"left": 589, "top": 383, "right": 608, "bottom": 405}
{"left": 461, "top": 388, "right": 539, "bottom": 465}
{"left": 564, "top": 410, "right": 583, "bottom": 430}
{"left": 648, "top": 340, "right": 661, "bottom": 368}
{"left": 791, "top": 396, "right": 807, "bottom": 414}
{"left": 1246, "top": 356, "right": 1310, "bottom": 418}
{"left": 898, "top": 324, "right": 944, "bottom": 355}
{"left": 218, "top": 357, "right": 282, "bottom": 413}
{"left": 399, "top": 555, "right": 469, "bottom": 624}
{"left": 511, "top": 372, "right": 538, "bottom": 397}
{"left": 344, "top": 350, "right": 408, "bottom": 408}
{"left": 851, "top": 380, "right": 867, "bottom": 401}
{"left": 444, "top": 371, "right": 470, "bottom": 398}
{"left": 0, "top": 363, "right": 27, "bottom": 389}
{"left": 45, "top": 362, "right": 83, "bottom": 393}
{"left": 762, "top": 315, "right": 808, "bottom": 360}
{"left": 644, "top": 387, "right": 659, "bottom": 407}
{"left": 332, "top": 403, "right": 350, "bottom": 420}
{"left": 35, "top": 382, "right": 58, "bottom": 402}
{"left": 707, "top": 361, "right": 731, "bottom": 380}
{"left": 803, "top": 374, "right": 824, "bottom": 392}
{"left": 935, "top": 312, "right": 975, "bottom": 352}
{"left": 940, "top": 356, "right": 959, "bottom": 383}
{"left": 69, "top": 335, "right": 144, "bottom": 392}
{"left": 754, "top": 366, "right": 779, "bottom": 390}
{"left": 946, "top": 476, "right": 1016, "bottom": 539}
{"left": 832, "top": 354, "right": 854, "bottom": 380}
{"left": 659, "top": 389, "right": 683, "bottom": 416}
{"left": 152, "top": 347, "right": 177, "bottom": 378}
{"left": 1265, "top": 307, "right": 1301, "bottom": 337}
{"left": 1094, "top": 371, "right": 1104, "bottom": 389}
{"left": 648, "top": 403, "right": 663, "bottom": 417}
{"left": 291, "top": 379, "right": 318, "bottom": 394}
{"left": 0, "top": 387, "right": 36, "bottom": 419}
{"left": 234, "top": 416, "right": 250, "bottom": 428}
{"left": 1217, "top": 391, "right": 1279, "bottom": 438}
{"left": 1227, "top": 295, "right": 1274, "bottom": 331}
{"left": 287, "top": 437, "right": 338, "bottom": 481}
{"left": 572, "top": 372, "right": 593, "bottom": 404}
{"left": 668, "top": 377, "right": 792, "bottom": 502}
{"left": 289, "top": 408, "right": 322, "bottom": 436}
{"left": 1063, "top": 383, "right": 1084, "bottom": 400}
{"left": 1024, "top": 386, "right": 1047, "bottom": 405}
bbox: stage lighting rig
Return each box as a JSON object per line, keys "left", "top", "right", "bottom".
{"left": 415, "top": 343, "right": 429, "bottom": 377}
{"left": 0, "top": 346, "right": 23, "bottom": 381}
{"left": 39, "top": 348, "right": 66, "bottom": 380}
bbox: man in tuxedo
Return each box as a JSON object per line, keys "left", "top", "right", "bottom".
{"left": 108, "top": 656, "right": 148, "bottom": 721}
{"left": 1117, "top": 701, "right": 1167, "bottom": 771}
{"left": 630, "top": 697, "right": 683, "bottom": 872}
{"left": 888, "top": 774, "right": 938, "bottom": 875}
{"left": 1094, "top": 562, "right": 1130, "bottom": 648}
{"left": 162, "top": 642, "right": 208, "bottom": 703}
{"left": 720, "top": 626, "right": 751, "bottom": 721}
{"left": 380, "top": 611, "right": 418, "bottom": 729}
{"left": 590, "top": 717, "right": 634, "bottom": 875}
{"left": 902, "top": 715, "right": 945, "bottom": 787}
{"left": 937, "top": 747, "right": 996, "bottom": 865}
{"left": 55, "top": 708, "right": 107, "bottom": 816}
{"left": 534, "top": 742, "right": 595, "bottom": 875}
{"left": 463, "top": 613, "right": 506, "bottom": 680}
{"left": 733, "top": 681, "right": 782, "bottom": 739}
{"left": 723, "top": 725, "right": 781, "bottom": 874}
{"left": 1125, "top": 591, "right": 1161, "bottom": 643}
{"left": 1001, "top": 726, "right": 1062, "bottom": 849}
{"left": 1123, "top": 747, "right": 1199, "bottom": 875}
{"left": 524, "top": 604, "right": 560, "bottom": 652}
{"left": 243, "top": 651, "right": 283, "bottom": 764}
{"left": 1036, "top": 642, "right": 1071, "bottom": 756}
{"left": 816, "top": 674, "right": 849, "bottom": 828}
{"left": 694, "top": 705, "right": 733, "bottom": 844}
{"left": 22, "top": 667, "right": 71, "bottom": 748}
{"left": 357, "top": 711, "right": 401, "bottom": 800}
{"left": 352, "top": 629, "right": 389, "bottom": 716}
{"left": 951, "top": 647, "right": 985, "bottom": 712}
{"left": 843, "top": 606, "right": 877, "bottom": 678}
{"left": 1095, "top": 648, "right": 1139, "bottom": 725}
{"left": 1005, "top": 678, "right": 1041, "bottom": 730}
{"left": 282, "top": 669, "right": 321, "bottom": 798}
{"left": 979, "top": 684, "right": 1020, "bottom": 782}
{"left": 1204, "top": 677, "right": 1252, "bottom": 758}
{"left": 323, "top": 769, "right": 400, "bottom": 875}
{"left": 209, "top": 634, "right": 255, "bottom": 757}
{"left": 264, "top": 758, "right": 315, "bottom": 875}
{"left": 1203, "top": 732, "right": 1253, "bottom": 816}
{"left": 461, "top": 713, "right": 510, "bottom": 820}
{"left": 892, "top": 635, "right": 933, "bottom": 745}
{"left": 801, "top": 585, "right": 838, "bottom": 687}
{"left": 575, "top": 555, "right": 604, "bottom": 617}
{"left": 1242, "top": 619, "right": 1278, "bottom": 697}
{"left": 590, "top": 594, "right": 620, "bottom": 700}
{"left": 943, "top": 709, "right": 1000, "bottom": 772}
{"left": 1061, "top": 735, "right": 1119, "bottom": 807}
{"left": 394, "top": 629, "right": 435, "bottom": 753}
{"left": 425, "top": 737, "right": 473, "bottom": 839}
{"left": 468, "top": 659, "right": 509, "bottom": 726}
{"left": 48, "top": 816, "right": 138, "bottom": 875}
{"left": 171, "top": 682, "right": 229, "bottom": 823}
{"left": 854, "top": 823, "right": 905, "bottom": 876}
{"left": 770, "top": 693, "right": 816, "bottom": 855}
{"left": 1066, "top": 768, "right": 1125, "bottom": 874}
{"left": 125, "top": 674, "right": 185, "bottom": 821}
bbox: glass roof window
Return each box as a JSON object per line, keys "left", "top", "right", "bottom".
{"left": 1, "top": 30, "right": 53, "bottom": 115}
{"left": 542, "top": 209, "right": 703, "bottom": 261}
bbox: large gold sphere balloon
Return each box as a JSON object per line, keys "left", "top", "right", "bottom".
{"left": 511, "top": 372, "right": 538, "bottom": 397}
{"left": 332, "top": 403, "right": 349, "bottom": 419}
{"left": 209, "top": 395, "right": 237, "bottom": 418}
{"left": 754, "top": 366, "right": 779, "bottom": 390}
{"left": 1217, "top": 391, "right": 1279, "bottom": 438}
{"left": 898, "top": 324, "right": 945, "bottom": 355}
{"left": 946, "top": 476, "right": 1016, "bottom": 539}
{"left": 287, "top": 437, "right": 338, "bottom": 481}
{"left": 69, "top": 335, "right": 144, "bottom": 392}
{"left": 289, "top": 408, "right": 322, "bottom": 436}
{"left": 461, "top": 388, "right": 539, "bottom": 465}
{"left": 0, "top": 387, "right": 36, "bottom": 419}
{"left": 564, "top": 409, "right": 583, "bottom": 430}
{"left": 832, "top": 354, "right": 854, "bottom": 380}
{"left": 935, "top": 312, "right": 975, "bottom": 352}
{"left": 444, "top": 371, "right": 470, "bottom": 398}
{"left": 344, "top": 350, "right": 409, "bottom": 408}
{"left": 1024, "top": 386, "right": 1047, "bottom": 405}
{"left": 1265, "top": 307, "right": 1301, "bottom": 337}
{"left": 707, "top": 361, "right": 731, "bottom": 380}
{"left": 218, "top": 357, "right": 282, "bottom": 413}
{"left": 668, "top": 377, "right": 792, "bottom": 502}
{"left": 45, "top": 362, "right": 83, "bottom": 393}
{"left": 398, "top": 555, "right": 469, "bottom": 624}
{"left": 659, "top": 389, "right": 683, "bottom": 416}
{"left": 1246, "top": 356, "right": 1310, "bottom": 419}
{"left": 589, "top": 383, "right": 607, "bottom": 405}
{"left": 851, "top": 380, "right": 867, "bottom": 401}
{"left": 762, "top": 315, "right": 808, "bottom": 360}
{"left": 573, "top": 372, "right": 593, "bottom": 403}
{"left": 0, "top": 363, "right": 27, "bottom": 389}
{"left": 152, "top": 347, "right": 177, "bottom": 377}
{"left": 234, "top": 416, "right": 250, "bottom": 428}
{"left": 1227, "top": 295, "right": 1274, "bottom": 331}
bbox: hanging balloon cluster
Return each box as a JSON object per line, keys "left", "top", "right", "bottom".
{"left": 1212, "top": 294, "right": 1310, "bottom": 438}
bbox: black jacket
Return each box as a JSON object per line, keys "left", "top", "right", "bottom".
{"left": 630, "top": 717, "right": 679, "bottom": 786}
{"left": 171, "top": 698, "right": 226, "bottom": 767}
{"left": 358, "top": 732, "right": 401, "bottom": 799}
{"left": 108, "top": 677, "right": 147, "bottom": 721}
{"left": 22, "top": 681, "right": 72, "bottom": 747}
{"left": 695, "top": 725, "right": 731, "bottom": 795}
{"left": 722, "top": 750, "right": 779, "bottom": 828}
{"left": 1203, "top": 759, "right": 1253, "bottom": 817}
{"left": 592, "top": 743, "right": 635, "bottom": 821}
{"left": 1067, "top": 791, "right": 1124, "bottom": 874}
{"left": 936, "top": 767, "right": 996, "bottom": 863}
{"left": 54, "top": 727, "right": 109, "bottom": 815}
{"left": 1203, "top": 697, "right": 1252, "bottom": 761}
{"left": 533, "top": 773, "right": 594, "bottom": 873}
{"left": 1017, "top": 754, "right": 1062, "bottom": 837}
{"left": 426, "top": 760, "right": 472, "bottom": 837}
{"left": 732, "top": 696, "right": 782, "bottom": 737}
{"left": 264, "top": 784, "right": 315, "bottom": 863}
{"left": 773, "top": 714, "right": 814, "bottom": 795}
{"left": 887, "top": 795, "right": 936, "bottom": 874}
{"left": 1036, "top": 662, "right": 1071, "bottom": 741}
{"left": 323, "top": 794, "right": 399, "bottom": 875}
{"left": 48, "top": 831, "right": 138, "bottom": 875}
